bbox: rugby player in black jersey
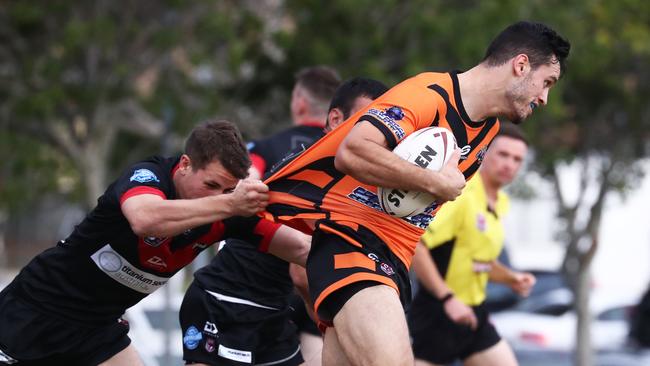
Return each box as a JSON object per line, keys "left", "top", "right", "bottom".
{"left": 247, "top": 66, "right": 341, "bottom": 180}
{"left": 0, "top": 120, "right": 309, "bottom": 366}
{"left": 178, "top": 78, "right": 388, "bottom": 366}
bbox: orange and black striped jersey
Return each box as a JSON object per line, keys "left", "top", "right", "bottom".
{"left": 262, "top": 71, "right": 500, "bottom": 268}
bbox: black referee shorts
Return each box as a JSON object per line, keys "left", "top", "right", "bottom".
{"left": 409, "top": 290, "right": 501, "bottom": 364}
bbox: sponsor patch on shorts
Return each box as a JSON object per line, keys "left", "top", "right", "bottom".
{"left": 218, "top": 344, "right": 252, "bottom": 363}
{"left": 183, "top": 326, "right": 202, "bottom": 350}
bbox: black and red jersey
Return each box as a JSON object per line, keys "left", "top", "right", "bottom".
{"left": 7, "top": 156, "right": 279, "bottom": 324}
{"left": 195, "top": 127, "right": 327, "bottom": 310}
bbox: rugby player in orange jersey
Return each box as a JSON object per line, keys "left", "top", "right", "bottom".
{"left": 262, "top": 21, "right": 570, "bottom": 366}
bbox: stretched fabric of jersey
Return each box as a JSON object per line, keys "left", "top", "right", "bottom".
{"left": 262, "top": 71, "right": 500, "bottom": 268}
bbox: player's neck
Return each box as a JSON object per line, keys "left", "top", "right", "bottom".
{"left": 458, "top": 64, "right": 509, "bottom": 121}
{"left": 480, "top": 170, "right": 500, "bottom": 204}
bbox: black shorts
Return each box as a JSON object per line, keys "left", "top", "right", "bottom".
{"left": 307, "top": 221, "right": 412, "bottom": 326}
{"left": 408, "top": 291, "right": 501, "bottom": 364}
{"left": 288, "top": 293, "right": 321, "bottom": 336}
{"left": 0, "top": 284, "right": 130, "bottom": 365}
{"left": 179, "top": 282, "right": 303, "bottom": 366}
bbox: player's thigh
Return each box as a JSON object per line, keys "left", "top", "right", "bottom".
{"left": 300, "top": 332, "right": 323, "bottom": 366}
{"left": 99, "top": 344, "right": 144, "bottom": 366}
{"left": 463, "top": 339, "right": 518, "bottom": 366}
{"left": 414, "top": 359, "right": 443, "bottom": 366}
{"left": 322, "top": 327, "right": 352, "bottom": 366}
{"left": 333, "top": 284, "right": 413, "bottom": 366}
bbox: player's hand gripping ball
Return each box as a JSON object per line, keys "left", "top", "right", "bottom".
{"left": 378, "top": 127, "right": 457, "bottom": 217}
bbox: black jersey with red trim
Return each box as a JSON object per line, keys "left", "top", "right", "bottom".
{"left": 248, "top": 125, "right": 324, "bottom": 177}
{"left": 194, "top": 128, "right": 326, "bottom": 310}
{"left": 6, "top": 156, "right": 279, "bottom": 324}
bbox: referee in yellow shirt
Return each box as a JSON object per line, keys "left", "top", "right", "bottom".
{"left": 409, "top": 122, "right": 535, "bottom": 366}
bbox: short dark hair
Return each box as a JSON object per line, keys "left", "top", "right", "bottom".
{"left": 483, "top": 21, "right": 571, "bottom": 76}
{"left": 295, "top": 66, "right": 342, "bottom": 110}
{"left": 497, "top": 121, "right": 528, "bottom": 146}
{"left": 328, "top": 77, "right": 389, "bottom": 119}
{"left": 184, "top": 119, "right": 250, "bottom": 179}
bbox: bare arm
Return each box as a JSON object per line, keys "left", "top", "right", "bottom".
{"left": 412, "top": 240, "right": 452, "bottom": 298}
{"left": 412, "top": 240, "right": 477, "bottom": 329}
{"left": 121, "top": 178, "right": 269, "bottom": 238}
{"left": 335, "top": 121, "right": 465, "bottom": 202}
{"left": 488, "top": 260, "right": 536, "bottom": 297}
{"left": 266, "top": 225, "right": 311, "bottom": 267}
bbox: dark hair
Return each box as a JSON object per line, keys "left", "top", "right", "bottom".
{"left": 483, "top": 21, "right": 571, "bottom": 76}
{"left": 295, "top": 66, "right": 342, "bottom": 110}
{"left": 184, "top": 119, "right": 250, "bottom": 179}
{"left": 497, "top": 121, "right": 528, "bottom": 146}
{"left": 328, "top": 77, "right": 389, "bottom": 119}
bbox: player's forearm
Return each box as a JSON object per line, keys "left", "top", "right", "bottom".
{"left": 488, "top": 260, "right": 516, "bottom": 285}
{"left": 125, "top": 195, "right": 235, "bottom": 237}
{"left": 335, "top": 137, "right": 440, "bottom": 194}
{"left": 267, "top": 226, "right": 311, "bottom": 267}
{"left": 412, "top": 241, "right": 452, "bottom": 298}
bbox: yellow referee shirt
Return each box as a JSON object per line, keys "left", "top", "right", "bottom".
{"left": 420, "top": 174, "right": 509, "bottom": 306}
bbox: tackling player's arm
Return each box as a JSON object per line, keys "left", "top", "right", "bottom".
{"left": 265, "top": 225, "right": 311, "bottom": 267}
{"left": 121, "top": 179, "right": 269, "bottom": 238}
{"left": 335, "top": 121, "right": 465, "bottom": 202}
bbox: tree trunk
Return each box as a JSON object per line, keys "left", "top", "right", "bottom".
{"left": 81, "top": 151, "right": 108, "bottom": 209}
{"left": 574, "top": 262, "right": 593, "bottom": 366}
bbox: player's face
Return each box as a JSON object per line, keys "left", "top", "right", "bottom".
{"left": 176, "top": 157, "right": 239, "bottom": 199}
{"left": 506, "top": 61, "right": 561, "bottom": 124}
{"left": 481, "top": 136, "right": 527, "bottom": 187}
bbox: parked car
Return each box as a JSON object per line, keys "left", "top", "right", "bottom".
{"left": 491, "top": 287, "right": 639, "bottom": 352}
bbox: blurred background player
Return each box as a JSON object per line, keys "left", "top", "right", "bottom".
{"left": 409, "top": 123, "right": 536, "bottom": 366}
{"left": 178, "top": 76, "right": 388, "bottom": 366}
{"left": 247, "top": 66, "right": 341, "bottom": 180}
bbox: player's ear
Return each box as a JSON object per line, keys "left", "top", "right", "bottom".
{"left": 179, "top": 154, "right": 192, "bottom": 174}
{"left": 327, "top": 108, "right": 345, "bottom": 130}
{"left": 512, "top": 54, "right": 530, "bottom": 76}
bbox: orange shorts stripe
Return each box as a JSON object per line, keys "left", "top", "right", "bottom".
{"left": 333, "top": 252, "right": 375, "bottom": 271}
{"left": 313, "top": 272, "right": 399, "bottom": 318}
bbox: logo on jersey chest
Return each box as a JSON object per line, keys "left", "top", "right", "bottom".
{"left": 476, "top": 213, "right": 487, "bottom": 232}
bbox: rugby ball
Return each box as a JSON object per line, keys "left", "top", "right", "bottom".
{"left": 378, "top": 127, "right": 457, "bottom": 217}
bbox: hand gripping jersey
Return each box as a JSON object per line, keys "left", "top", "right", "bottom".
{"left": 262, "top": 71, "right": 499, "bottom": 268}
{"left": 419, "top": 174, "right": 509, "bottom": 306}
{"left": 9, "top": 156, "right": 279, "bottom": 324}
